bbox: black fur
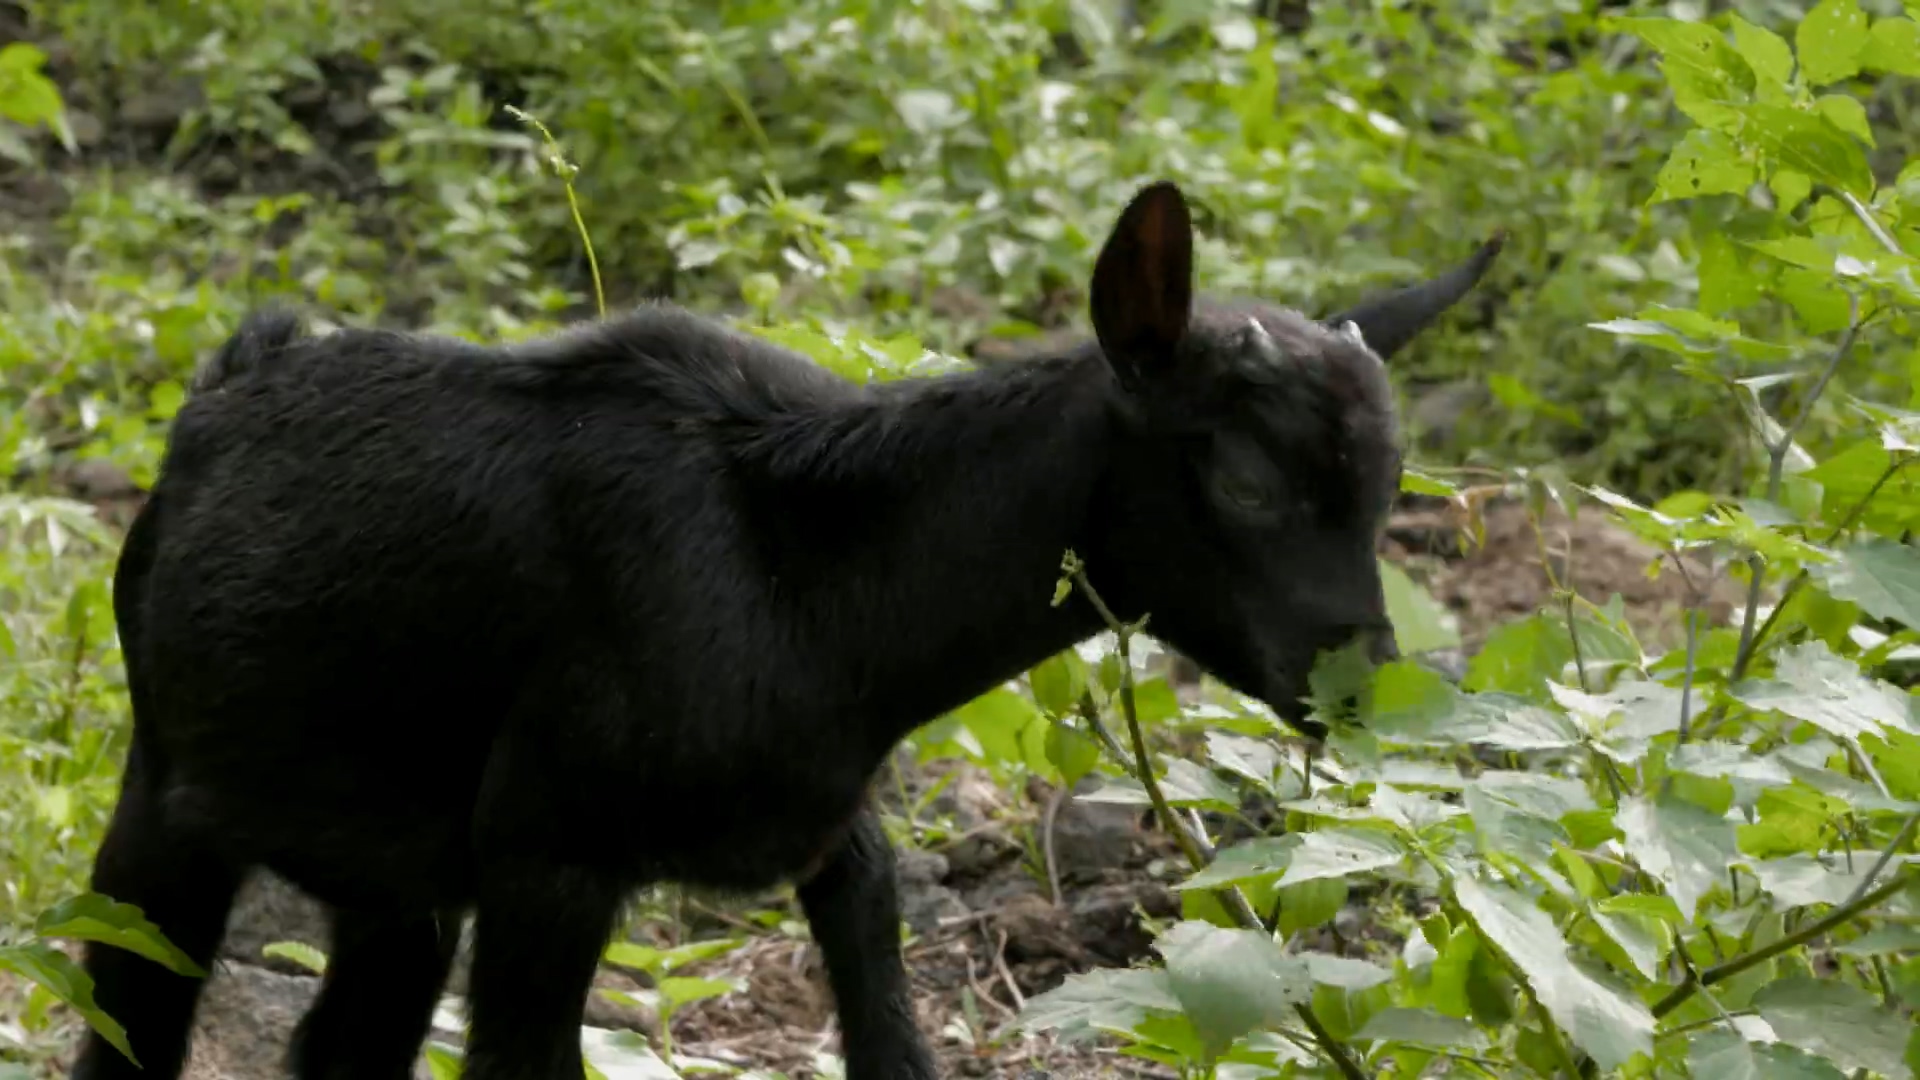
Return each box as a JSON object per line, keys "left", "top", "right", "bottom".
{"left": 71, "top": 181, "right": 1500, "bottom": 1080}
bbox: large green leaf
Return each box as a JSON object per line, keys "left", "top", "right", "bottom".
{"left": 1617, "top": 793, "right": 1739, "bottom": 918}
{"left": 1018, "top": 965, "right": 1182, "bottom": 1041}
{"left": 1731, "top": 640, "right": 1914, "bottom": 741}
{"left": 1650, "top": 129, "right": 1757, "bottom": 203}
{"left": 1354, "top": 1007, "right": 1488, "bottom": 1051}
{"left": 1451, "top": 875, "right": 1655, "bottom": 1071}
{"left": 1811, "top": 539, "right": 1920, "bottom": 631}
{"left": 34, "top": 892, "right": 208, "bottom": 978}
{"left": 1381, "top": 559, "right": 1459, "bottom": 655}
{"left": 1751, "top": 975, "right": 1914, "bottom": 1079}
{"left": 1862, "top": 16, "right": 1920, "bottom": 75}
{"left": 1690, "top": 1028, "right": 1848, "bottom": 1080}
{"left": 1274, "top": 827, "right": 1408, "bottom": 888}
{"left": 1728, "top": 14, "right": 1795, "bottom": 87}
{"left": 1154, "top": 920, "right": 1312, "bottom": 1060}
{"left": 0, "top": 942, "right": 135, "bottom": 1066}
{"left": 1607, "top": 16, "right": 1755, "bottom": 127}
{"left": 1797, "top": 0, "right": 1870, "bottom": 86}
{"left": 1178, "top": 835, "right": 1302, "bottom": 891}
{"left": 1738, "top": 104, "right": 1875, "bottom": 198}
{"left": 1748, "top": 853, "right": 1875, "bottom": 907}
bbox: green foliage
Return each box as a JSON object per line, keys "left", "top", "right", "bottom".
{"left": 6, "top": 1, "right": 1920, "bottom": 1078}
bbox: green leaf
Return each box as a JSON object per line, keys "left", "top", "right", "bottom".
{"left": 1607, "top": 16, "right": 1754, "bottom": 128}
{"left": 260, "top": 940, "right": 328, "bottom": 974}
{"left": 1045, "top": 723, "right": 1100, "bottom": 789}
{"left": 1018, "top": 965, "right": 1182, "bottom": 1040}
{"left": 1206, "top": 732, "right": 1284, "bottom": 792}
{"left": 1739, "top": 103, "right": 1875, "bottom": 198}
{"left": 1178, "top": 835, "right": 1302, "bottom": 890}
{"left": 34, "top": 892, "right": 207, "bottom": 978}
{"left": 1811, "top": 539, "right": 1920, "bottom": 631}
{"left": 1029, "top": 651, "right": 1087, "bottom": 715}
{"left": 0, "top": 941, "right": 136, "bottom": 1066}
{"left": 1154, "top": 920, "right": 1312, "bottom": 1060}
{"left": 580, "top": 1027, "right": 684, "bottom": 1080}
{"left": 1732, "top": 640, "right": 1915, "bottom": 741}
{"left": 1729, "top": 14, "right": 1795, "bottom": 87}
{"left": 1650, "top": 128, "right": 1756, "bottom": 203}
{"left": 1451, "top": 874, "right": 1655, "bottom": 1070}
{"left": 1381, "top": 559, "right": 1459, "bottom": 654}
{"left": 1302, "top": 952, "right": 1393, "bottom": 990}
{"left": 1590, "top": 899, "right": 1669, "bottom": 980}
{"left": 1464, "top": 700, "right": 1583, "bottom": 752}
{"left": 1690, "top": 1028, "right": 1848, "bottom": 1080}
{"left": 1797, "top": 0, "right": 1869, "bottom": 87}
{"left": 1815, "top": 94, "right": 1875, "bottom": 146}
{"left": 1463, "top": 616, "right": 1575, "bottom": 700}
{"left": 1862, "top": 16, "right": 1920, "bottom": 76}
{"left": 1274, "top": 827, "right": 1407, "bottom": 888}
{"left": 1617, "top": 793, "right": 1738, "bottom": 918}
{"left": 1837, "top": 924, "right": 1920, "bottom": 955}
{"left": 1751, "top": 975, "right": 1915, "bottom": 1079}
{"left": 1354, "top": 1006, "right": 1489, "bottom": 1051}
{"left": 1748, "top": 853, "right": 1875, "bottom": 907}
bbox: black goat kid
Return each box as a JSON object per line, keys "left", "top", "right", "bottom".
{"left": 72, "top": 181, "right": 1501, "bottom": 1080}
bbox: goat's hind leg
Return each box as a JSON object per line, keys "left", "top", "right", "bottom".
{"left": 69, "top": 738, "right": 244, "bottom": 1080}
{"left": 289, "top": 906, "right": 462, "bottom": 1080}
{"left": 797, "top": 809, "right": 937, "bottom": 1080}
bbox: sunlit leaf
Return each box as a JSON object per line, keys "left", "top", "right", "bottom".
{"left": 1752, "top": 975, "right": 1914, "bottom": 1079}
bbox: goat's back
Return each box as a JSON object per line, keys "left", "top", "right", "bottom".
{"left": 122, "top": 307, "right": 876, "bottom": 903}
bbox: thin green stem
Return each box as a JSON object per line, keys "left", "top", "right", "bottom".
{"left": 1652, "top": 871, "right": 1913, "bottom": 1019}
{"left": 1064, "top": 553, "right": 1370, "bottom": 1080}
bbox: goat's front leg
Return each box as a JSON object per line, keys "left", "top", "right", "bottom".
{"left": 797, "top": 809, "right": 938, "bottom": 1080}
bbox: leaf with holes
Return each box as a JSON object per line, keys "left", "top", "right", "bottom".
{"left": 1650, "top": 129, "right": 1756, "bottom": 203}
{"left": 1737, "top": 103, "right": 1875, "bottom": 198}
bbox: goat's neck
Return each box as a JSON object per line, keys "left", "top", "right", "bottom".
{"left": 756, "top": 353, "right": 1114, "bottom": 747}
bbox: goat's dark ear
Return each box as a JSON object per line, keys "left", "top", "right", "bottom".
{"left": 1325, "top": 230, "right": 1507, "bottom": 361}
{"left": 1090, "top": 181, "right": 1194, "bottom": 385}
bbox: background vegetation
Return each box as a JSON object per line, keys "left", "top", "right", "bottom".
{"left": 2, "top": 0, "right": 1919, "bottom": 1077}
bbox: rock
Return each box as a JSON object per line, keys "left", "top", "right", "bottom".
{"left": 219, "top": 872, "right": 331, "bottom": 975}
{"left": 180, "top": 963, "right": 315, "bottom": 1080}
{"left": 119, "top": 79, "right": 203, "bottom": 133}
{"left": 1045, "top": 780, "right": 1140, "bottom": 883}
{"left": 895, "top": 847, "right": 968, "bottom": 934}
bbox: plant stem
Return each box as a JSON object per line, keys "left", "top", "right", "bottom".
{"left": 1840, "top": 191, "right": 1908, "bottom": 257}
{"left": 1651, "top": 870, "right": 1913, "bottom": 1019}
{"left": 1729, "top": 300, "right": 1863, "bottom": 685}
{"left": 1065, "top": 555, "right": 1370, "bottom": 1080}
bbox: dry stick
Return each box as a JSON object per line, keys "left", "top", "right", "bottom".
{"left": 1041, "top": 785, "right": 1066, "bottom": 907}
{"left": 1651, "top": 870, "right": 1914, "bottom": 1019}
{"left": 1063, "top": 556, "right": 1371, "bottom": 1080}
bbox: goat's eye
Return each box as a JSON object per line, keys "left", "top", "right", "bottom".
{"left": 1216, "top": 472, "right": 1270, "bottom": 511}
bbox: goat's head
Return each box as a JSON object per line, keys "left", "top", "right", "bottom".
{"left": 1079, "top": 180, "right": 1503, "bottom": 735}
